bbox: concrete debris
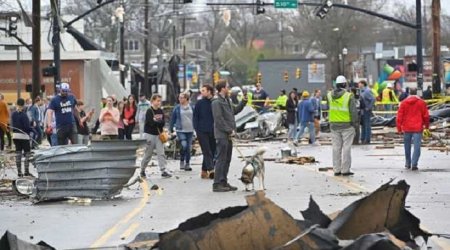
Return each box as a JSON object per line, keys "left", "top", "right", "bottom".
{"left": 0, "top": 231, "right": 55, "bottom": 250}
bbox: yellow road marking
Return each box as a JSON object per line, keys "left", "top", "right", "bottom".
{"left": 90, "top": 179, "right": 150, "bottom": 248}
{"left": 120, "top": 222, "right": 140, "bottom": 240}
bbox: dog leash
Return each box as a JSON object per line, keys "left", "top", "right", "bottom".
{"left": 231, "top": 137, "right": 246, "bottom": 161}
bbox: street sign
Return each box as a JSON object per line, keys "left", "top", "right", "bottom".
{"left": 274, "top": 0, "right": 297, "bottom": 9}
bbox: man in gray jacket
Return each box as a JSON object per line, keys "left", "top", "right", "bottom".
{"left": 327, "top": 75, "right": 358, "bottom": 176}
{"left": 212, "top": 80, "right": 247, "bottom": 192}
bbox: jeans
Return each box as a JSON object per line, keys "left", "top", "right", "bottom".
{"left": 177, "top": 132, "right": 193, "bottom": 164}
{"left": 124, "top": 124, "right": 135, "bottom": 140}
{"left": 404, "top": 132, "right": 422, "bottom": 167}
{"left": 140, "top": 133, "right": 167, "bottom": 173}
{"left": 214, "top": 138, "right": 233, "bottom": 185}
{"left": 384, "top": 104, "right": 392, "bottom": 118}
{"left": 331, "top": 127, "right": 355, "bottom": 174}
{"left": 77, "top": 134, "right": 89, "bottom": 145}
{"left": 360, "top": 111, "right": 372, "bottom": 143}
{"left": 287, "top": 123, "right": 297, "bottom": 140}
{"left": 50, "top": 133, "right": 58, "bottom": 146}
{"left": 196, "top": 131, "right": 216, "bottom": 171}
{"left": 295, "top": 121, "right": 315, "bottom": 143}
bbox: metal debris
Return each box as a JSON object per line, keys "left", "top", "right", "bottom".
{"left": 0, "top": 231, "right": 55, "bottom": 250}
{"left": 32, "top": 140, "right": 146, "bottom": 201}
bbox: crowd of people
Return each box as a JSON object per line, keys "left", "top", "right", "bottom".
{"left": 1, "top": 75, "right": 431, "bottom": 190}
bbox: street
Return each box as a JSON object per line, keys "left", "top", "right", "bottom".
{"left": 1, "top": 140, "right": 449, "bottom": 249}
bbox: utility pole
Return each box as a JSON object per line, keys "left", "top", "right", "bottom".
{"left": 416, "top": 0, "right": 424, "bottom": 92}
{"left": 119, "top": 0, "right": 125, "bottom": 87}
{"left": 432, "top": 0, "right": 441, "bottom": 94}
{"left": 144, "top": 0, "right": 150, "bottom": 97}
{"left": 172, "top": 1, "right": 176, "bottom": 53}
{"left": 31, "top": 0, "right": 41, "bottom": 100}
{"left": 16, "top": 46, "right": 21, "bottom": 99}
{"left": 51, "top": 0, "right": 61, "bottom": 93}
{"left": 182, "top": 15, "right": 187, "bottom": 90}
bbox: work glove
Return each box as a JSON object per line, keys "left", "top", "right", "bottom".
{"left": 423, "top": 129, "right": 431, "bottom": 139}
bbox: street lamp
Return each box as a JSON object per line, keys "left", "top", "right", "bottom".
{"left": 342, "top": 47, "right": 348, "bottom": 77}
{"left": 113, "top": 3, "right": 125, "bottom": 87}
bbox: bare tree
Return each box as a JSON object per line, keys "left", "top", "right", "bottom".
{"left": 283, "top": 0, "right": 387, "bottom": 77}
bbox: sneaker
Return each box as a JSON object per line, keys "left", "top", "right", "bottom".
{"left": 312, "top": 141, "right": 321, "bottom": 146}
{"left": 405, "top": 165, "right": 411, "bottom": 170}
{"left": 140, "top": 171, "right": 146, "bottom": 178}
{"left": 334, "top": 172, "right": 341, "bottom": 176}
{"left": 212, "top": 183, "right": 232, "bottom": 192}
{"left": 411, "top": 166, "right": 419, "bottom": 171}
{"left": 161, "top": 171, "right": 172, "bottom": 178}
{"left": 179, "top": 161, "right": 185, "bottom": 170}
{"left": 18, "top": 173, "right": 23, "bottom": 178}
{"left": 184, "top": 163, "right": 192, "bottom": 171}
{"left": 201, "top": 171, "right": 209, "bottom": 179}
{"left": 342, "top": 172, "right": 355, "bottom": 176}
{"left": 225, "top": 183, "right": 238, "bottom": 191}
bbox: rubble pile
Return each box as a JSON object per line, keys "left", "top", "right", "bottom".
{"left": 0, "top": 181, "right": 436, "bottom": 250}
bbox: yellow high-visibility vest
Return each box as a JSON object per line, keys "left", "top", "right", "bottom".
{"left": 327, "top": 92, "right": 351, "bottom": 123}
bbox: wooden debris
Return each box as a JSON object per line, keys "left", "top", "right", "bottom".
{"left": 277, "top": 156, "right": 316, "bottom": 165}
{"left": 375, "top": 145, "right": 395, "bottom": 149}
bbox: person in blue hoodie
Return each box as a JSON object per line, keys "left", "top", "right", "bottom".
{"left": 11, "top": 98, "right": 33, "bottom": 177}
{"left": 193, "top": 85, "right": 216, "bottom": 179}
{"left": 170, "top": 92, "right": 194, "bottom": 171}
{"left": 294, "top": 91, "right": 318, "bottom": 146}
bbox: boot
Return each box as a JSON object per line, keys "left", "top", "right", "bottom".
{"left": 23, "top": 152, "right": 34, "bottom": 177}
{"left": 15, "top": 152, "right": 23, "bottom": 177}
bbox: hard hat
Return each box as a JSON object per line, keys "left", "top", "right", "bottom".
{"left": 60, "top": 82, "right": 70, "bottom": 92}
{"left": 335, "top": 75, "right": 347, "bottom": 84}
{"left": 302, "top": 91, "right": 310, "bottom": 97}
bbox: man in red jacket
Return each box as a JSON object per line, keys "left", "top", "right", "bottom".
{"left": 396, "top": 88, "right": 430, "bottom": 171}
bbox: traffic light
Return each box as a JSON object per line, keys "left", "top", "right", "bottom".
{"left": 192, "top": 72, "right": 198, "bottom": 85}
{"left": 256, "top": 0, "right": 265, "bottom": 15}
{"left": 295, "top": 68, "right": 302, "bottom": 79}
{"left": 283, "top": 71, "right": 289, "bottom": 83}
{"left": 42, "top": 66, "right": 57, "bottom": 77}
{"left": 8, "top": 16, "right": 18, "bottom": 37}
{"left": 315, "top": 0, "right": 333, "bottom": 19}
{"left": 257, "top": 72, "right": 262, "bottom": 84}
{"left": 213, "top": 71, "right": 220, "bottom": 84}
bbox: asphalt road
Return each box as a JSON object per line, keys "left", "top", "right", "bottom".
{"left": 1, "top": 141, "right": 449, "bottom": 249}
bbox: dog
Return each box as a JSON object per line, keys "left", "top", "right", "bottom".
{"left": 239, "top": 147, "right": 266, "bottom": 191}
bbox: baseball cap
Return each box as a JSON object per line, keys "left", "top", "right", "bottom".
{"left": 60, "top": 82, "right": 70, "bottom": 92}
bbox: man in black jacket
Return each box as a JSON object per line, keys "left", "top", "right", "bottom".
{"left": 140, "top": 94, "right": 172, "bottom": 178}
{"left": 193, "top": 85, "right": 216, "bottom": 179}
{"left": 211, "top": 80, "right": 247, "bottom": 192}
